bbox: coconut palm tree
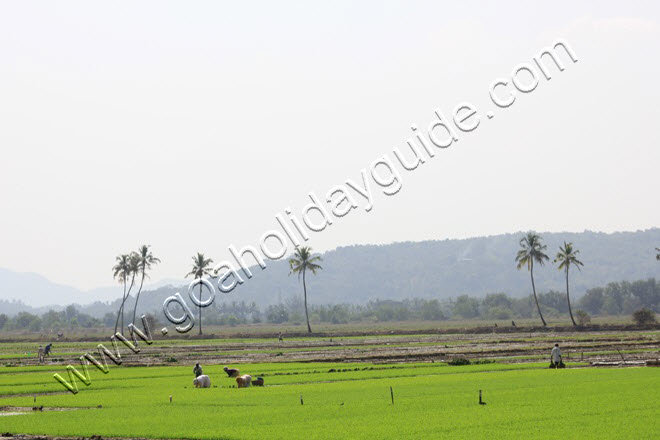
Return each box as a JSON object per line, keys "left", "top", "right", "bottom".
{"left": 114, "top": 252, "right": 140, "bottom": 334}
{"left": 130, "top": 245, "right": 160, "bottom": 328}
{"left": 185, "top": 252, "right": 214, "bottom": 335}
{"left": 554, "top": 241, "right": 584, "bottom": 326}
{"left": 515, "top": 232, "right": 549, "bottom": 326}
{"left": 112, "top": 254, "right": 130, "bottom": 334}
{"left": 289, "top": 246, "right": 323, "bottom": 333}
{"left": 123, "top": 253, "right": 140, "bottom": 331}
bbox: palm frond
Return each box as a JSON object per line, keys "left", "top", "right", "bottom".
{"left": 554, "top": 241, "right": 584, "bottom": 271}
{"left": 185, "top": 252, "right": 214, "bottom": 279}
{"left": 515, "top": 232, "right": 549, "bottom": 270}
{"left": 288, "top": 246, "right": 323, "bottom": 278}
{"left": 112, "top": 254, "right": 131, "bottom": 282}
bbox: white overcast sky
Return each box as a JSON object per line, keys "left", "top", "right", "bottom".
{"left": 0, "top": 1, "right": 658, "bottom": 290}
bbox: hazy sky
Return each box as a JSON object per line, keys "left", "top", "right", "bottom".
{"left": 1, "top": 1, "right": 658, "bottom": 291}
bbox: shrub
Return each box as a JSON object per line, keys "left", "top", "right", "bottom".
{"left": 485, "top": 306, "right": 512, "bottom": 320}
{"left": 265, "top": 305, "right": 288, "bottom": 324}
{"left": 0, "top": 314, "right": 8, "bottom": 330}
{"left": 632, "top": 308, "right": 657, "bottom": 325}
{"left": 453, "top": 296, "right": 480, "bottom": 319}
{"left": 447, "top": 358, "right": 471, "bottom": 366}
{"left": 575, "top": 310, "right": 591, "bottom": 326}
{"left": 144, "top": 313, "right": 160, "bottom": 331}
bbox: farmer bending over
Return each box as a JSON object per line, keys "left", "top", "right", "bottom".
{"left": 223, "top": 366, "right": 240, "bottom": 378}
{"left": 193, "top": 363, "right": 203, "bottom": 378}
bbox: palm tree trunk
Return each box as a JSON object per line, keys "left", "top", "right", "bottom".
{"left": 119, "top": 275, "right": 136, "bottom": 335}
{"left": 566, "top": 267, "right": 577, "bottom": 326}
{"left": 530, "top": 263, "right": 547, "bottom": 326}
{"left": 131, "top": 272, "right": 146, "bottom": 328}
{"left": 303, "top": 270, "right": 312, "bottom": 333}
{"left": 114, "top": 279, "right": 127, "bottom": 334}
{"left": 198, "top": 282, "right": 203, "bottom": 335}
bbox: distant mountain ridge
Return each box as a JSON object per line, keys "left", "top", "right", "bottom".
{"left": 1, "top": 229, "right": 659, "bottom": 317}
{"left": 0, "top": 268, "right": 185, "bottom": 309}
{"left": 214, "top": 228, "right": 660, "bottom": 306}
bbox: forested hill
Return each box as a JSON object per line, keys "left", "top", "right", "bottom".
{"left": 128, "top": 229, "right": 660, "bottom": 312}
{"left": 2, "top": 229, "right": 659, "bottom": 317}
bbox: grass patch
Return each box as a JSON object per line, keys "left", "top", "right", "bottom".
{"left": 0, "top": 361, "right": 655, "bottom": 439}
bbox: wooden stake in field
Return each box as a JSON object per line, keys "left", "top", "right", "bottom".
{"left": 390, "top": 386, "right": 394, "bottom": 405}
{"left": 300, "top": 394, "right": 304, "bottom": 405}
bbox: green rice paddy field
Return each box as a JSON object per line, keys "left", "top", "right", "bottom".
{"left": 0, "top": 360, "right": 658, "bottom": 439}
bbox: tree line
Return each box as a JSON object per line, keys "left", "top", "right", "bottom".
{"left": 146, "top": 278, "right": 658, "bottom": 327}
{"left": 1, "top": 277, "right": 657, "bottom": 332}
{"left": 230, "top": 278, "right": 659, "bottom": 326}
{"left": 24, "top": 235, "right": 652, "bottom": 335}
{"left": 162, "top": 233, "right": 649, "bottom": 333}
{"left": 104, "top": 236, "right": 660, "bottom": 333}
{"left": 0, "top": 304, "right": 100, "bottom": 332}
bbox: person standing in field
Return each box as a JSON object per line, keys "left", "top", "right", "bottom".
{"left": 551, "top": 344, "right": 562, "bottom": 368}
{"left": 193, "top": 363, "right": 203, "bottom": 378}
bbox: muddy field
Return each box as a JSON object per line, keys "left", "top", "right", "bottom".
{"left": 3, "top": 326, "right": 658, "bottom": 367}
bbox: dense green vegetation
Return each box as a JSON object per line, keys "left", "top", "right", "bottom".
{"left": 0, "top": 305, "right": 102, "bottom": 331}
{"left": 0, "top": 360, "right": 656, "bottom": 439}
{"left": 220, "top": 278, "right": 658, "bottom": 325}
{"left": 1, "top": 278, "right": 657, "bottom": 331}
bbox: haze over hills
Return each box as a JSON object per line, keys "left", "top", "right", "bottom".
{"left": 0, "top": 269, "right": 185, "bottom": 309}
{"left": 205, "top": 228, "right": 660, "bottom": 307}
{"left": 1, "top": 229, "right": 659, "bottom": 317}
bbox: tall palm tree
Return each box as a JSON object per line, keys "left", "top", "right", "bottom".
{"left": 289, "top": 246, "right": 322, "bottom": 333}
{"left": 515, "top": 232, "right": 549, "bottom": 326}
{"left": 554, "top": 241, "right": 584, "bottom": 326}
{"left": 130, "top": 245, "right": 160, "bottom": 328}
{"left": 185, "top": 252, "right": 214, "bottom": 335}
{"left": 112, "top": 254, "right": 130, "bottom": 334}
{"left": 114, "top": 253, "right": 139, "bottom": 334}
